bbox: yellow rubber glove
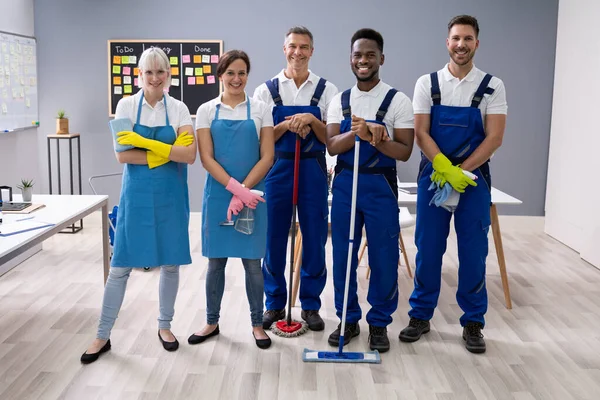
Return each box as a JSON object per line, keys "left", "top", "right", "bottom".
{"left": 430, "top": 171, "right": 447, "bottom": 187}
{"left": 432, "top": 153, "right": 477, "bottom": 193}
{"left": 146, "top": 132, "right": 194, "bottom": 169}
{"left": 117, "top": 131, "right": 172, "bottom": 159}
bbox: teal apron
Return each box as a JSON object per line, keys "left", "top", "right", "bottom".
{"left": 201, "top": 100, "right": 267, "bottom": 259}
{"left": 111, "top": 93, "right": 191, "bottom": 268}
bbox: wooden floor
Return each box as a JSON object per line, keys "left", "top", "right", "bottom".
{"left": 1, "top": 213, "right": 599, "bottom": 400}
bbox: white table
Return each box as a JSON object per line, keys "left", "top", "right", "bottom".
{"left": 0, "top": 195, "right": 110, "bottom": 283}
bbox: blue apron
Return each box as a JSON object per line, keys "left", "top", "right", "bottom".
{"left": 262, "top": 77, "right": 329, "bottom": 311}
{"left": 409, "top": 72, "right": 494, "bottom": 326}
{"left": 331, "top": 88, "right": 400, "bottom": 327}
{"left": 201, "top": 100, "right": 267, "bottom": 259}
{"left": 111, "top": 93, "right": 191, "bottom": 268}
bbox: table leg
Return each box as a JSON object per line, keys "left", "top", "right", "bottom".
{"left": 490, "top": 204, "right": 512, "bottom": 309}
{"left": 101, "top": 203, "right": 110, "bottom": 285}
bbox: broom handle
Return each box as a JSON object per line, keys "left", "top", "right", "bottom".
{"left": 287, "top": 136, "right": 301, "bottom": 325}
{"left": 339, "top": 136, "right": 360, "bottom": 354}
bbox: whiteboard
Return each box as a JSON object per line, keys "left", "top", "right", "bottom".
{"left": 0, "top": 30, "right": 38, "bottom": 132}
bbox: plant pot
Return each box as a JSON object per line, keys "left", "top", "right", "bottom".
{"left": 21, "top": 187, "right": 32, "bottom": 202}
{"left": 56, "top": 118, "right": 69, "bottom": 134}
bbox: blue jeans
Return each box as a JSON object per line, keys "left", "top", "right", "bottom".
{"left": 207, "top": 258, "right": 264, "bottom": 327}
{"left": 96, "top": 265, "right": 180, "bottom": 340}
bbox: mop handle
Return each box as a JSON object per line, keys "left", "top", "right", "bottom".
{"left": 339, "top": 135, "right": 361, "bottom": 354}
{"left": 287, "top": 136, "right": 301, "bottom": 325}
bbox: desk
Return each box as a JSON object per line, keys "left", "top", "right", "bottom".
{"left": 293, "top": 185, "right": 522, "bottom": 309}
{"left": 0, "top": 195, "right": 110, "bottom": 283}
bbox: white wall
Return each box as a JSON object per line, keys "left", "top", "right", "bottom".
{"left": 0, "top": 0, "right": 40, "bottom": 195}
{"left": 545, "top": 0, "right": 600, "bottom": 268}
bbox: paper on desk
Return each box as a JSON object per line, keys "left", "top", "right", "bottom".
{"left": 0, "top": 220, "right": 54, "bottom": 236}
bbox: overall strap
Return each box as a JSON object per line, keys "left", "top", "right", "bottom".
{"left": 375, "top": 88, "right": 398, "bottom": 122}
{"left": 246, "top": 96, "right": 252, "bottom": 119}
{"left": 310, "top": 78, "right": 327, "bottom": 106}
{"left": 163, "top": 94, "right": 169, "bottom": 126}
{"left": 265, "top": 78, "right": 283, "bottom": 106}
{"left": 136, "top": 91, "right": 144, "bottom": 124}
{"left": 430, "top": 72, "right": 441, "bottom": 106}
{"left": 215, "top": 104, "right": 221, "bottom": 120}
{"left": 471, "top": 74, "right": 493, "bottom": 108}
{"left": 341, "top": 89, "right": 352, "bottom": 120}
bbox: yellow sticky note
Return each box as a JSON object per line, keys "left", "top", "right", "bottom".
{"left": 195, "top": 68, "right": 203, "bottom": 76}
{"left": 134, "top": 68, "right": 140, "bottom": 76}
{"left": 124, "top": 85, "right": 132, "bottom": 94}
{"left": 170, "top": 57, "right": 178, "bottom": 65}
{"left": 171, "top": 67, "right": 179, "bottom": 75}
{"left": 113, "top": 76, "right": 122, "bottom": 85}
{"left": 203, "top": 65, "right": 211, "bottom": 74}
{"left": 112, "top": 65, "right": 121, "bottom": 74}
{"left": 196, "top": 76, "right": 204, "bottom": 85}
{"left": 193, "top": 55, "right": 202, "bottom": 63}
{"left": 121, "top": 56, "right": 129, "bottom": 64}
{"left": 113, "top": 56, "right": 121, "bottom": 64}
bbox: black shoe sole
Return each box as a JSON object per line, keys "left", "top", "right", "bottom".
{"left": 328, "top": 327, "right": 360, "bottom": 347}
{"left": 188, "top": 326, "right": 220, "bottom": 345}
{"left": 398, "top": 327, "right": 430, "bottom": 343}
{"left": 462, "top": 334, "right": 486, "bottom": 354}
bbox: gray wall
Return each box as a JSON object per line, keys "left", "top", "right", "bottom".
{"left": 32, "top": 0, "right": 558, "bottom": 215}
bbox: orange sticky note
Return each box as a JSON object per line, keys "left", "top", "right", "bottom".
{"left": 171, "top": 67, "right": 179, "bottom": 75}
{"left": 196, "top": 76, "right": 205, "bottom": 85}
{"left": 113, "top": 76, "right": 122, "bottom": 85}
{"left": 203, "top": 65, "right": 211, "bottom": 74}
{"left": 193, "top": 55, "right": 202, "bottom": 63}
{"left": 134, "top": 68, "right": 140, "bottom": 76}
{"left": 123, "top": 94, "right": 131, "bottom": 98}
{"left": 113, "top": 55, "right": 121, "bottom": 64}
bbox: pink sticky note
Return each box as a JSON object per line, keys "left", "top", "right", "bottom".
{"left": 134, "top": 78, "right": 138, "bottom": 86}
{"left": 187, "top": 77, "right": 196, "bottom": 85}
{"left": 207, "top": 75, "right": 215, "bottom": 84}
{"left": 122, "top": 67, "right": 131, "bottom": 75}
{"left": 182, "top": 55, "right": 191, "bottom": 63}
{"left": 211, "top": 55, "right": 219, "bottom": 63}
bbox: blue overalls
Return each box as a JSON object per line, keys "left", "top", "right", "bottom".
{"left": 262, "top": 77, "right": 329, "bottom": 311}
{"left": 331, "top": 88, "right": 400, "bottom": 327}
{"left": 202, "top": 101, "right": 267, "bottom": 259}
{"left": 111, "top": 93, "right": 191, "bottom": 268}
{"left": 409, "top": 72, "right": 494, "bottom": 327}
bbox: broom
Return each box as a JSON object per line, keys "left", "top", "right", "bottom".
{"left": 271, "top": 135, "right": 308, "bottom": 338}
{"left": 303, "top": 135, "right": 381, "bottom": 363}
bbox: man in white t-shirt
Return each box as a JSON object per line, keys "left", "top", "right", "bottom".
{"left": 254, "top": 26, "right": 338, "bottom": 332}
{"left": 399, "top": 15, "right": 508, "bottom": 354}
{"left": 327, "top": 28, "right": 414, "bottom": 353}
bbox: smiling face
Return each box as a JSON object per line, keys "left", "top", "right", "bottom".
{"left": 351, "top": 38, "right": 384, "bottom": 83}
{"left": 220, "top": 58, "right": 248, "bottom": 97}
{"left": 446, "top": 24, "right": 479, "bottom": 67}
{"left": 283, "top": 33, "right": 313, "bottom": 72}
{"left": 140, "top": 63, "right": 169, "bottom": 95}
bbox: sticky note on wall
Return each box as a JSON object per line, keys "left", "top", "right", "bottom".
{"left": 202, "top": 55, "right": 210, "bottom": 63}
{"left": 123, "top": 76, "right": 131, "bottom": 84}
{"left": 122, "top": 56, "right": 129, "bottom": 64}
{"left": 193, "top": 55, "right": 201, "bottom": 63}
{"left": 203, "top": 65, "right": 211, "bottom": 74}
{"left": 170, "top": 57, "right": 178, "bottom": 65}
{"left": 172, "top": 78, "right": 180, "bottom": 86}
{"left": 134, "top": 68, "right": 140, "bottom": 76}
{"left": 211, "top": 55, "right": 219, "bottom": 63}
{"left": 171, "top": 67, "right": 179, "bottom": 75}
{"left": 196, "top": 76, "right": 204, "bottom": 85}
{"left": 207, "top": 75, "right": 215, "bottom": 84}
{"left": 114, "top": 86, "right": 122, "bottom": 94}
{"left": 123, "top": 67, "right": 131, "bottom": 75}
{"left": 185, "top": 67, "right": 193, "bottom": 76}
{"left": 195, "top": 68, "right": 203, "bottom": 76}
{"left": 112, "top": 65, "right": 121, "bottom": 74}
{"left": 124, "top": 85, "right": 132, "bottom": 94}
{"left": 187, "top": 77, "right": 195, "bottom": 85}
{"left": 113, "top": 76, "right": 122, "bottom": 85}
{"left": 113, "top": 56, "right": 121, "bottom": 64}
{"left": 182, "top": 55, "right": 190, "bottom": 63}
{"left": 129, "top": 56, "right": 137, "bottom": 64}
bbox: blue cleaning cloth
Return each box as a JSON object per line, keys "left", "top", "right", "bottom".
{"left": 428, "top": 175, "right": 460, "bottom": 212}
{"left": 108, "top": 118, "right": 135, "bottom": 153}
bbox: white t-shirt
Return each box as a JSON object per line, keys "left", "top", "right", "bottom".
{"left": 253, "top": 70, "right": 339, "bottom": 121}
{"left": 195, "top": 93, "right": 274, "bottom": 139}
{"left": 114, "top": 91, "right": 193, "bottom": 132}
{"left": 412, "top": 64, "right": 508, "bottom": 119}
{"left": 327, "top": 80, "right": 414, "bottom": 138}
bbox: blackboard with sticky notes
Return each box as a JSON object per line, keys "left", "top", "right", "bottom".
{"left": 0, "top": 31, "right": 38, "bottom": 132}
{"left": 108, "top": 40, "right": 223, "bottom": 117}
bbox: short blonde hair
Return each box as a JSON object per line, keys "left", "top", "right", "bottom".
{"left": 137, "top": 47, "right": 172, "bottom": 88}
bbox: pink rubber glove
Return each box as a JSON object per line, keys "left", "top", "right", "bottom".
{"left": 227, "top": 195, "right": 244, "bottom": 221}
{"left": 225, "top": 178, "right": 265, "bottom": 209}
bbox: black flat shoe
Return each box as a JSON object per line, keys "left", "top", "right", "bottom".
{"left": 80, "top": 340, "right": 111, "bottom": 364}
{"left": 188, "top": 325, "right": 220, "bottom": 345}
{"left": 252, "top": 332, "right": 272, "bottom": 349}
{"left": 158, "top": 330, "right": 179, "bottom": 352}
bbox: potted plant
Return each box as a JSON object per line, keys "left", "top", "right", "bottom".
{"left": 56, "top": 109, "right": 69, "bottom": 134}
{"left": 17, "top": 179, "right": 34, "bottom": 202}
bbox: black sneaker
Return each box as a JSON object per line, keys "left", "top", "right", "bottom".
{"left": 399, "top": 317, "right": 430, "bottom": 342}
{"left": 368, "top": 325, "right": 390, "bottom": 353}
{"left": 328, "top": 322, "right": 360, "bottom": 347}
{"left": 262, "top": 309, "right": 285, "bottom": 330}
{"left": 462, "top": 322, "right": 486, "bottom": 354}
{"left": 301, "top": 310, "right": 325, "bottom": 331}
